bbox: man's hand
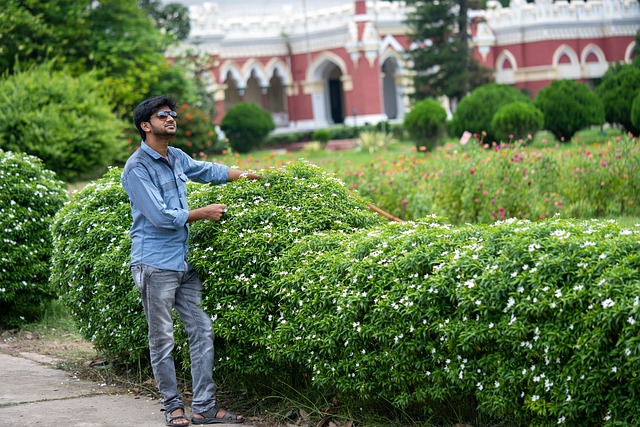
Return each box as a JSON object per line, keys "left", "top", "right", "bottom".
{"left": 187, "top": 203, "right": 228, "bottom": 223}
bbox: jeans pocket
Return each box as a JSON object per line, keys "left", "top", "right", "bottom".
{"left": 130, "top": 265, "right": 144, "bottom": 293}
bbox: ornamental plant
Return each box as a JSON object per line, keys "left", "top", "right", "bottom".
{"left": 595, "top": 63, "right": 640, "bottom": 136}
{"left": 0, "top": 150, "right": 67, "bottom": 328}
{"left": 448, "top": 83, "right": 532, "bottom": 144}
{"left": 220, "top": 102, "right": 275, "bottom": 153}
{"left": 534, "top": 79, "right": 605, "bottom": 142}
{"left": 270, "top": 217, "right": 640, "bottom": 425}
{"left": 0, "top": 61, "right": 128, "bottom": 181}
{"left": 51, "top": 162, "right": 384, "bottom": 370}
{"left": 172, "top": 103, "right": 225, "bottom": 158}
{"left": 490, "top": 101, "right": 543, "bottom": 143}
{"left": 402, "top": 98, "right": 447, "bottom": 151}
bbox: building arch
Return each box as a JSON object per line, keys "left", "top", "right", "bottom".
{"left": 308, "top": 54, "right": 349, "bottom": 126}
{"left": 241, "top": 59, "right": 269, "bottom": 89}
{"left": 219, "top": 61, "right": 242, "bottom": 88}
{"left": 625, "top": 41, "right": 636, "bottom": 63}
{"left": 379, "top": 51, "right": 406, "bottom": 120}
{"left": 495, "top": 50, "right": 518, "bottom": 84}
{"left": 581, "top": 43, "right": 608, "bottom": 78}
{"left": 265, "top": 58, "right": 293, "bottom": 87}
{"left": 552, "top": 44, "right": 580, "bottom": 79}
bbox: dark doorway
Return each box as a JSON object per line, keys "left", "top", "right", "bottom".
{"left": 329, "top": 79, "right": 344, "bottom": 124}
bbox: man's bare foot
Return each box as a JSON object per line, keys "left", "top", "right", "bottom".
{"left": 166, "top": 408, "right": 189, "bottom": 426}
{"left": 192, "top": 407, "right": 244, "bottom": 424}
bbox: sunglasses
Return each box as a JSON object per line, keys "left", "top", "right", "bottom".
{"left": 155, "top": 110, "right": 178, "bottom": 120}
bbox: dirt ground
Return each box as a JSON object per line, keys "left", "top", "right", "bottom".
{"left": 0, "top": 328, "right": 293, "bottom": 427}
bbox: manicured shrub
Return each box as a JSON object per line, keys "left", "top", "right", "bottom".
{"left": 220, "top": 102, "right": 275, "bottom": 153}
{"left": 449, "top": 83, "right": 532, "bottom": 144}
{"left": 490, "top": 101, "right": 544, "bottom": 143}
{"left": 0, "top": 62, "right": 128, "bottom": 181}
{"left": 403, "top": 98, "right": 447, "bottom": 151}
{"left": 51, "top": 162, "right": 384, "bottom": 370}
{"left": 271, "top": 217, "right": 640, "bottom": 424}
{"left": 535, "top": 79, "right": 605, "bottom": 142}
{"left": 595, "top": 63, "right": 640, "bottom": 136}
{"left": 0, "top": 150, "right": 67, "bottom": 328}
{"left": 311, "top": 129, "right": 331, "bottom": 144}
{"left": 631, "top": 92, "right": 640, "bottom": 131}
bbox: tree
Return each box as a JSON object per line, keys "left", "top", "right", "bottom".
{"left": 221, "top": 103, "right": 275, "bottom": 153}
{"left": 0, "top": 62, "right": 128, "bottom": 181}
{"left": 139, "top": 0, "right": 191, "bottom": 42}
{"left": 0, "top": 0, "right": 199, "bottom": 122}
{"left": 535, "top": 79, "right": 605, "bottom": 142}
{"left": 404, "top": 0, "right": 492, "bottom": 102}
{"left": 595, "top": 63, "right": 640, "bottom": 136}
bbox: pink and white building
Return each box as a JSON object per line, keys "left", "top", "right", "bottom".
{"left": 177, "top": 0, "right": 640, "bottom": 131}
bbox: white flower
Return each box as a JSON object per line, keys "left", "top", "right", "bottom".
{"left": 532, "top": 395, "right": 539, "bottom": 402}
{"left": 628, "top": 317, "right": 636, "bottom": 325}
{"left": 558, "top": 416, "right": 566, "bottom": 424}
{"left": 612, "top": 366, "right": 617, "bottom": 373}
{"left": 599, "top": 253, "right": 607, "bottom": 259}
{"left": 601, "top": 299, "right": 615, "bottom": 309}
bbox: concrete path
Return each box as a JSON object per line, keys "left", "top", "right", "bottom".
{"left": 0, "top": 352, "right": 255, "bottom": 426}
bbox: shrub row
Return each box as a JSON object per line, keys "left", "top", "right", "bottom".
{"left": 0, "top": 150, "right": 67, "bottom": 328}
{"left": 52, "top": 161, "right": 640, "bottom": 425}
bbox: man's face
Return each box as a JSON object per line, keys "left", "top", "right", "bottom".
{"left": 148, "top": 107, "right": 177, "bottom": 137}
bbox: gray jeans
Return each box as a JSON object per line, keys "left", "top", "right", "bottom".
{"left": 131, "top": 262, "right": 217, "bottom": 414}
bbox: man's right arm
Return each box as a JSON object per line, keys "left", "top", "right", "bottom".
{"left": 187, "top": 203, "right": 228, "bottom": 223}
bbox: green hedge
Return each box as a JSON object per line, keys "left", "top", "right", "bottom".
{"left": 271, "top": 217, "right": 640, "bottom": 425}
{"left": 51, "top": 162, "right": 384, "bottom": 370}
{"left": 51, "top": 161, "right": 640, "bottom": 425}
{"left": 0, "top": 150, "right": 67, "bottom": 328}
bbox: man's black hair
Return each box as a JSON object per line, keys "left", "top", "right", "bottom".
{"left": 133, "top": 96, "right": 178, "bottom": 141}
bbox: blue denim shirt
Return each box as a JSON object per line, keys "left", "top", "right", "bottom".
{"left": 121, "top": 142, "right": 229, "bottom": 271}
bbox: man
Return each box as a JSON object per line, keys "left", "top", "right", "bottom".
{"left": 121, "top": 95, "right": 259, "bottom": 426}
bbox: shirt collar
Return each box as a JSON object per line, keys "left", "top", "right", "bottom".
{"left": 140, "top": 141, "right": 167, "bottom": 161}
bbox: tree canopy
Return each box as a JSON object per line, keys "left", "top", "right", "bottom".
{"left": 403, "top": 0, "right": 492, "bottom": 102}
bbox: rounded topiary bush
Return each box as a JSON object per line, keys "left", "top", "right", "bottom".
{"left": 631, "top": 91, "right": 640, "bottom": 131}
{"left": 449, "top": 83, "right": 532, "bottom": 144}
{"left": 220, "top": 102, "right": 275, "bottom": 153}
{"left": 51, "top": 162, "right": 384, "bottom": 373}
{"left": 490, "top": 101, "right": 544, "bottom": 143}
{"left": 403, "top": 98, "right": 447, "bottom": 151}
{"left": 0, "top": 62, "right": 128, "bottom": 181}
{"left": 0, "top": 150, "right": 67, "bottom": 328}
{"left": 595, "top": 63, "right": 640, "bottom": 136}
{"left": 311, "top": 128, "right": 331, "bottom": 144}
{"left": 270, "top": 217, "right": 640, "bottom": 424}
{"left": 535, "top": 79, "right": 605, "bottom": 142}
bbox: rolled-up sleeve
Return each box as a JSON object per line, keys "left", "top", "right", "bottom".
{"left": 177, "top": 150, "right": 229, "bottom": 184}
{"left": 122, "top": 166, "right": 189, "bottom": 230}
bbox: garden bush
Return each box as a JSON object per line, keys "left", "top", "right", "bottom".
{"left": 51, "top": 162, "right": 384, "bottom": 371}
{"left": 490, "top": 101, "right": 544, "bottom": 143}
{"left": 311, "top": 128, "right": 331, "bottom": 145}
{"left": 52, "top": 163, "right": 640, "bottom": 425}
{"left": 0, "top": 150, "right": 67, "bottom": 328}
{"left": 448, "top": 83, "right": 532, "bottom": 144}
{"left": 0, "top": 62, "right": 128, "bottom": 181}
{"left": 534, "top": 79, "right": 605, "bottom": 142}
{"left": 220, "top": 102, "right": 275, "bottom": 153}
{"left": 631, "top": 91, "right": 640, "bottom": 131}
{"left": 270, "top": 217, "right": 640, "bottom": 425}
{"left": 402, "top": 98, "right": 447, "bottom": 151}
{"left": 595, "top": 63, "right": 640, "bottom": 136}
